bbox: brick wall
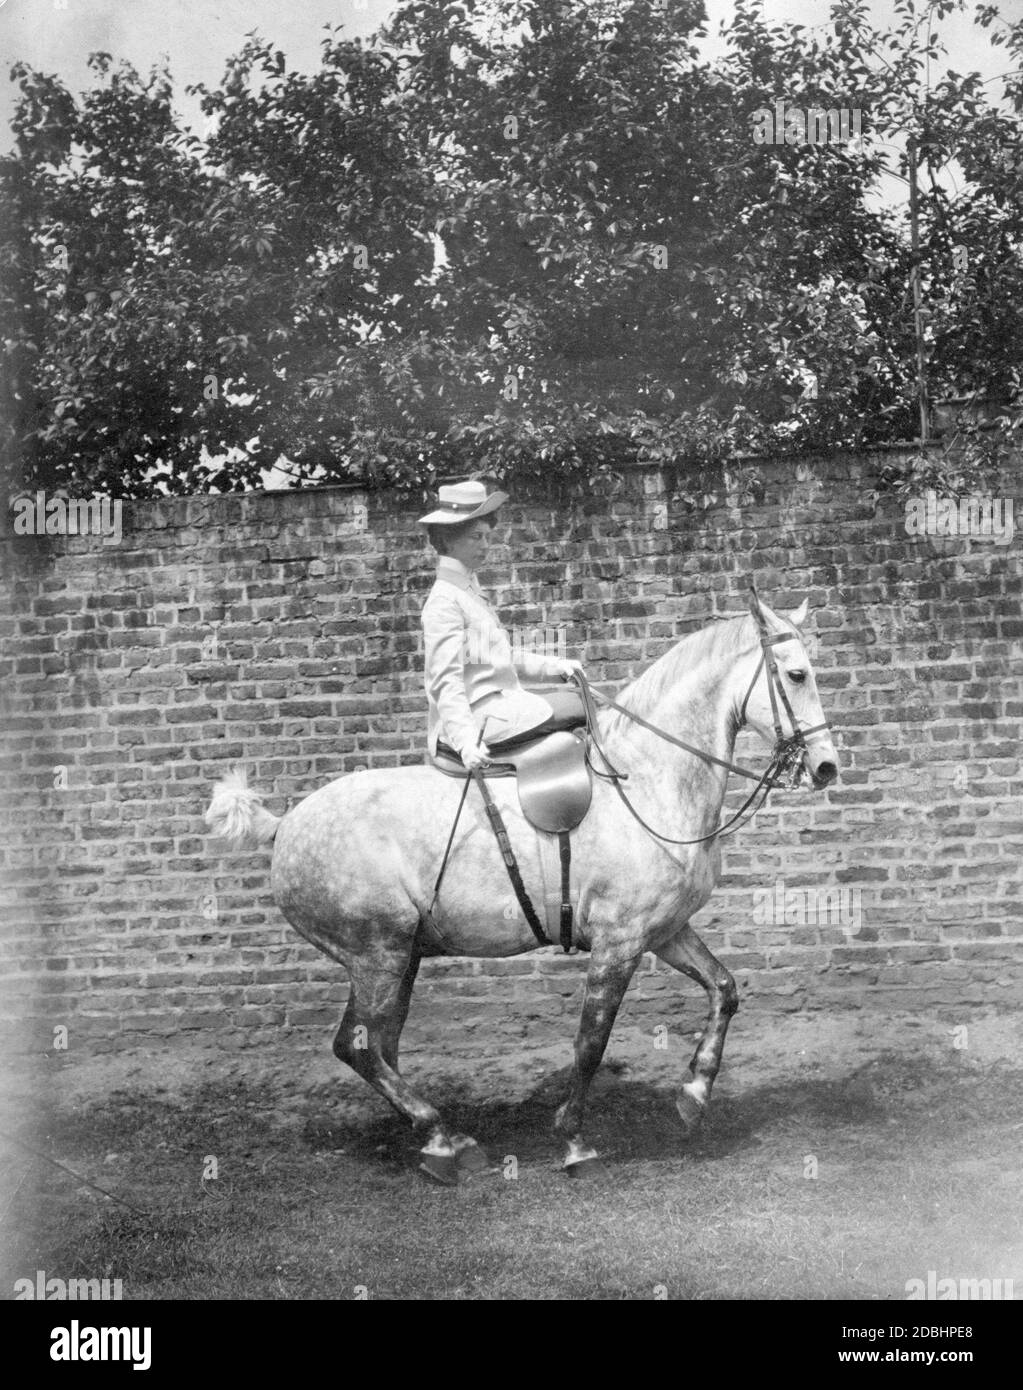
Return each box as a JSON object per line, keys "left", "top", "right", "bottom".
{"left": 1, "top": 451, "right": 1020, "bottom": 1058}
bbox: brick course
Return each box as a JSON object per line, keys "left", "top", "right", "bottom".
{"left": 1, "top": 450, "right": 1020, "bottom": 1057}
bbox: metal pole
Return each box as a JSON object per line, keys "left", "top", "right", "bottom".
{"left": 907, "top": 135, "right": 929, "bottom": 443}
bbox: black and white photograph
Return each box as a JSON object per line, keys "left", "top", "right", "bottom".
{"left": 1, "top": 0, "right": 1021, "bottom": 1338}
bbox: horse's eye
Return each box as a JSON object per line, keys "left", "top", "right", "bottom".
{"left": 787, "top": 669, "right": 806, "bottom": 684}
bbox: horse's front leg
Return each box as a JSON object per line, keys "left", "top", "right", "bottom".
{"left": 656, "top": 924, "right": 738, "bottom": 1136}
{"left": 554, "top": 949, "right": 642, "bottom": 1175}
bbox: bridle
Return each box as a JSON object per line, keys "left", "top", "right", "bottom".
{"left": 574, "top": 606, "right": 832, "bottom": 847}
{"left": 739, "top": 602, "right": 832, "bottom": 772}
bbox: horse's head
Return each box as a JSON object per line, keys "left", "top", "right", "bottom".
{"left": 738, "top": 589, "right": 839, "bottom": 790}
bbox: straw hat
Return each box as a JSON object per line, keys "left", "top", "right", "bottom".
{"left": 417, "top": 480, "right": 508, "bottom": 526}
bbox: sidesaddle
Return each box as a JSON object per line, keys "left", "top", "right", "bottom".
{"left": 428, "top": 693, "right": 595, "bottom": 950}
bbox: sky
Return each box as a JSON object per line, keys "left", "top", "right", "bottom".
{"left": 0, "top": 0, "right": 1016, "bottom": 152}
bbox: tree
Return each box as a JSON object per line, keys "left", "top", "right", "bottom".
{"left": 1, "top": 0, "right": 1020, "bottom": 498}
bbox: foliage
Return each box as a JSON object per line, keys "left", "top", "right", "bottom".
{"left": 1, "top": 0, "right": 1021, "bottom": 497}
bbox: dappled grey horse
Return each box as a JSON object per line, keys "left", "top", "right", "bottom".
{"left": 205, "top": 590, "right": 838, "bottom": 1180}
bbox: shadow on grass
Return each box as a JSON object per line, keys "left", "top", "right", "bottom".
{"left": 297, "top": 1050, "right": 1006, "bottom": 1172}
{"left": 15, "top": 1048, "right": 1021, "bottom": 1177}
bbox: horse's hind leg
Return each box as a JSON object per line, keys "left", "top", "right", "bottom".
{"left": 382, "top": 948, "right": 488, "bottom": 1176}
{"left": 332, "top": 947, "right": 483, "bottom": 1183}
{"left": 656, "top": 924, "right": 738, "bottom": 1136}
{"left": 378, "top": 951, "right": 421, "bottom": 1070}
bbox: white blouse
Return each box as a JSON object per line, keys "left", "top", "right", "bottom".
{"left": 421, "top": 557, "right": 564, "bottom": 756}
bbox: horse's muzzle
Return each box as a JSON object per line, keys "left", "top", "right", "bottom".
{"left": 811, "top": 759, "right": 838, "bottom": 789}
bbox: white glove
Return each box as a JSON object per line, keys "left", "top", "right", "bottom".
{"left": 553, "top": 659, "right": 585, "bottom": 683}
{"left": 460, "top": 741, "right": 492, "bottom": 772}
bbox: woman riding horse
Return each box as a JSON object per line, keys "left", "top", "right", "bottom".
{"left": 419, "top": 480, "right": 586, "bottom": 768}
{"left": 205, "top": 497, "right": 840, "bottom": 1181}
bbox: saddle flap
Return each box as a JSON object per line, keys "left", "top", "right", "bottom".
{"left": 513, "top": 731, "right": 592, "bottom": 833}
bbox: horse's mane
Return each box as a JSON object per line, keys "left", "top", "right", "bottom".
{"left": 599, "top": 611, "right": 758, "bottom": 735}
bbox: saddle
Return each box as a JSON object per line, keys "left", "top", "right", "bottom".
{"left": 429, "top": 727, "right": 593, "bottom": 953}
{"left": 430, "top": 729, "right": 592, "bottom": 833}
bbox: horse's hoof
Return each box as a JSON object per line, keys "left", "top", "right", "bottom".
{"left": 453, "top": 1140, "right": 490, "bottom": 1176}
{"left": 565, "top": 1155, "right": 607, "bottom": 1179}
{"left": 418, "top": 1151, "right": 460, "bottom": 1186}
{"left": 676, "top": 1091, "right": 705, "bottom": 1139}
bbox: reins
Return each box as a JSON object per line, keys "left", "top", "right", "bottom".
{"left": 572, "top": 607, "right": 831, "bottom": 848}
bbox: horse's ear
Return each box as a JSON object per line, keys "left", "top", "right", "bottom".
{"left": 748, "top": 581, "right": 764, "bottom": 622}
{"left": 786, "top": 599, "right": 809, "bottom": 627}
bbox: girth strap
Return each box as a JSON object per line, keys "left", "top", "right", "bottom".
{"left": 558, "top": 831, "right": 573, "bottom": 953}
{"left": 471, "top": 770, "right": 549, "bottom": 948}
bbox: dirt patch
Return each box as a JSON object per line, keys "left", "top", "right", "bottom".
{"left": 2, "top": 1007, "right": 1021, "bottom": 1300}
{"left": 3, "top": 1004, "right": 1019, "bottom": 1116}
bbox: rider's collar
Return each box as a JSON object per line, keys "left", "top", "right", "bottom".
{"left": 435, "top": 556, "right": 475, "bottom": 591}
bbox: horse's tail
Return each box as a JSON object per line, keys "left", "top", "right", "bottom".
{"left": 204, "top": 766, "right": 282, "bottom": 850}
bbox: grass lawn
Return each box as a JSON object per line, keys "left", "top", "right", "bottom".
{"left": 3, "top": 1015, "right": 1022, "bottom": 1300}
